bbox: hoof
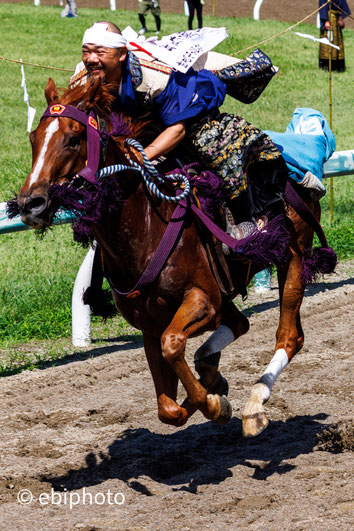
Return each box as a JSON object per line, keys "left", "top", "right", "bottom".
{"left": 213, "top": 395, "right": 232, "bottom": 425}
{"left": 208, "top": 375, "right": 229, "bottom": 397}
{"left": 242, "top": 412, "right": 269, "bottom": 437}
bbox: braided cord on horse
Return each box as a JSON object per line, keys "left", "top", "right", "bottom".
{"left": 98, "top": 138, "right": 191, "bottom": 204}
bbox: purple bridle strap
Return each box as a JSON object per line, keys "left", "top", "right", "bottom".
{"left": 110, "top": 193, "right": 263, "bottom": 297}
{"left": 41, "top": 104, "right": 101, "bottom": 185}
{"left": 110, "top": 200, "right": 187, "bottom": 297}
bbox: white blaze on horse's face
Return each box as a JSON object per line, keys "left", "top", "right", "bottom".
{"left": 29, "top": 119, "right": 59, "bottom": 186}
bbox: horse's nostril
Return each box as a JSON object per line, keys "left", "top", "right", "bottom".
{"left": 25, "top": 195, "right": 47, "bottom": 215}
{"left": 28, "top": 196, "right": 45, "bottom": 209}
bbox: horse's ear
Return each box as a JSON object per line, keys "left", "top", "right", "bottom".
{"left": 45, "top": 78, "right": 59, "bottom": 105}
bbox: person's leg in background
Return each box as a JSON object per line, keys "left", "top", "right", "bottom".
{"left": 196, "top": 0, "right": 203, "bottom": 28}
{"left": 138, "top": 0, "right": 149, "bottom": 34}
{"left": 187, "top": 0, "right": 195, "bottom": 30}
{"left": 61, "top": 0, "right": 78, "bottom": 17}
{"left": 151, "top": 0, "right": 161, "bottom": 33}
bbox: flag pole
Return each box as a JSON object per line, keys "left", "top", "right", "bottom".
{"left": 328, "top": 0, "right": 334, "bottom": 225}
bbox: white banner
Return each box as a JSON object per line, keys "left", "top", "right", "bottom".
{"left": 293, "top": 31, "right": 340, "bottom": 50}
{"left": 123, "top": 26, "right": 228, "bottom": 73}
{"left": 20, "top": 62, "right": 36, "bottom": 132}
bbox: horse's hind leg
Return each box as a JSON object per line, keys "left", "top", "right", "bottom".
{"left": 161, "top": 287, "right": 231, "bottom": 423}
{"left": 242, "top": 251, "right": 305, "bottom": 436}
{"left": 194, "top": 301, "right": 249, "bottom": 395}
{"left": 242, "top": 206, "right": 315, "bottom": 437}
{"left": 143, "top": 333, "right": 188, "bottom": 427}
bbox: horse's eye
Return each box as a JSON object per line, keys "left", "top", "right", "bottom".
{"left": 67, "top": 136, "right": 81, "bottom": 149}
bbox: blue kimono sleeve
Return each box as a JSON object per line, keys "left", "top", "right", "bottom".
{"left": 154, "top": 68, "right": 227, "bottom": 126}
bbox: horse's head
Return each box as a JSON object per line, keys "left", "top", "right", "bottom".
{"left": 17, "top": 79, "right": 88, "bottom": 227}
{"left": 16, "top": 77, "right": 137, "bottom": 229}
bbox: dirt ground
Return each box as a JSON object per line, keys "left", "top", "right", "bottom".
{"left": 0, "top": 261, "right": 353, "bottom": 530}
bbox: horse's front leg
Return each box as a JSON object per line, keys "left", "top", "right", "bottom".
{"left": 194, "top": 301, "right": 249, "bottom": 396}
{"left": 242, "top": 248, "right": 306, "bottom": 437}
{"left": 143, "top": 332, "right": 189, "bottom": 427}
{"left": 161, "top": 287, "right": 232, "bottom": 423}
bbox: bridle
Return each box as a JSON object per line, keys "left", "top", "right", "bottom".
{"left": 41, "top": 104, "right": 104, "bottom": 186}
{"left": 40, "top": 104, "right": 191, "bottom": 203}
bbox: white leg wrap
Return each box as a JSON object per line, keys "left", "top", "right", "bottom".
{"left": 258, "top": 348, "right": 289, "bottom": 401}
{"left": 194, "top": 325, "right": 235, "bottom": 361}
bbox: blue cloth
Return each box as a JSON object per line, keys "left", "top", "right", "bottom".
{"left": 264, "top": 108, "right": 336, "bottom": 182}
{"left": 118, "top": 54, "right": 227, "bottom": 126}
{"left": 154, "top": 68, "right": 227, "bottom": 126}
{"left": 119, "top": 54, "right": 145, "bottom": 117}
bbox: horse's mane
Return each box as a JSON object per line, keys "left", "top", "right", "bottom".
{"left": 58, "top": 78, "right": 152, "bottom": 141}
{"left": 60, "top": 78, "right": 116, "bottom": 115}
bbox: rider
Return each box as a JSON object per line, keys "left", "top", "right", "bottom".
{"left": 74, "top": 21, "right": 288, "bottom": 234}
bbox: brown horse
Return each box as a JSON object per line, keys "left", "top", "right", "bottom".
{"left": 15, "top": 78, "right": 332, "bottom": 437}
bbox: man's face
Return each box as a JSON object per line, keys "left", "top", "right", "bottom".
{"left": 82, "top": 43, "right": 127, "bottom": 84}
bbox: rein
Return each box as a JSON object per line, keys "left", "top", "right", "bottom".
{"left": 42, "top": 104, "right": 190, "bottom": 203}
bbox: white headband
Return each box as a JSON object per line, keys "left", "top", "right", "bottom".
{"left": 82, "top": 23, "right": 128, "bottom": 48}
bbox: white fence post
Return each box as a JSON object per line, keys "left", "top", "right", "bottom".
{"left": 253, "top": 0, "right": 264, "bottom": 21}
{"left": 72, "top": 244, "right": 96, "bottom": 347}
{"left": 110, "top": 0, "right": 116, "bottom": 11}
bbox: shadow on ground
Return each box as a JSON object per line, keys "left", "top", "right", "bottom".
{"left": 242, "top": 276, "right": 353, "bottom": 316}
{"left": 43, "top": 413, "right": 328, "bottom": 494}
{"left": 0, "top": 334, "right": 143, "bottom": 378}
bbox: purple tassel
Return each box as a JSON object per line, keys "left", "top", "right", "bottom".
{"left": 110, "top": 112, "right": 132, "bottom": 137}
{"left": 49, "top": 179, "right": 125, "bottom": 245}
{"left": 189, "top": 170, "right": 225, "bottom": 219}
{"left": 6, "top": 197, "right": 20, "bottom": 218}
{"left": 169, "top": 164, "right": 225, "bottom": 220}
{"left": 301, "top": 246, "right": 338, "bottom": 285}
{"left": 232, "top": 214, "right": 290, "bottom": 268}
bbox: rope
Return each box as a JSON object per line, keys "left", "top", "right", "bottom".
{"left": 0, "top": 55, "right": 72, "bottom": 72}
{"left": 96, "top": 138, "right": 191, "bottom": 204}
{"left": 332, "top": 1, "right": 354, "bottom": 20}
{"left": 3, "top": 1, "right": 350, "bottom": 71}
{"left": 125, "top": 138, "right": 165, "bottom": 184}
{"left": 231, "top": 0, "right": 331, "bottom": 56}
{"left": 3, "top": 2, "right": 350, "bottom": 70}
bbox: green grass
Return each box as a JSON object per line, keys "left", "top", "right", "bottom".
{"left": 0, "top": 3, "right": 353, "bottom": 363}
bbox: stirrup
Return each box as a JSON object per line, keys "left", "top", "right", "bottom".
{"left": 222, "top": 210, "right": 268, "bottom": 256}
